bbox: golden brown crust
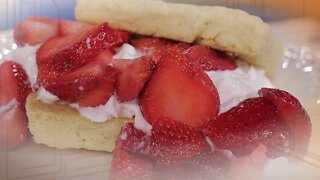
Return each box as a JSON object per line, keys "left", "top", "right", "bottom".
{"left": 26, "top": 93, "right": 133, "bottom": 152}
{"left": 75, "top": 0, "right": 283, "bottom": 78}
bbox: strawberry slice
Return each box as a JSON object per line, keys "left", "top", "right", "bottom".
{"left": 150, "top": 118, "right": 210, "bottom": 165}
{"left": 37, "top": 22, "right": 131, "bottom": 74}
{"left": 93, "top": 48, "right": 115, "bottom": 66}
{"left": 0, "top": 61, "right": 31, "bottom": 106}
{"left": 45, "top": 61, "right": 118, "bottom": 104}
{"left": 258, "top": 88, "right": 312, "bottom": 154}
{"left": 14, "top": 16, "right": 58, "bottom": 45}
{"left": 58, "top": 19, "right": 94, "bottom": 36}
{"left": 184, "top": 45, "right": 238, "bottom": 71}
{"left": 116, "top": 56, "right": 154, "bottom": 102}
{"left": 205, "top": 97, "right": 290, "bottom": 158}
{"left": 37, "top": 23, "right": 131, "bottom": 103}
{"left": 132, "top": 37, "right": 175, "bottom": 63}
{"left": 140, "top": 47, "right": 220, "bottom": 128}
{"left": 0, "top": 105, "right": 29, "bottom": 150}
{"left": 112, "top": 59, "right": 133, "bottom": 71}
{"left": 116, "top": 123, "right": 151, "bottom": 155}
{"left": 109, "top": 148, "right": 155, "bottom": 180}
{"left": 77, "top": 73, "right": 117, "bottom": 107}
{"left": 0, "top": 61, "right": 31, "bottom": 149}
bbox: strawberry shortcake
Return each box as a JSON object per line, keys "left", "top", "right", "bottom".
{"left": 0, "top": 0, "right": 312, "bottom": 179}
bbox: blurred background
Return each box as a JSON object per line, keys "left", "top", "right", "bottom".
{"left": 1, "top": 0, "right": 320, "bottom": 30}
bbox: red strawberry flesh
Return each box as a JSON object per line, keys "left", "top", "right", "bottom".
{"left": 116, "top": 123, "right": 151, "bottom": 155}
{"left": 116, "top": 56, "right": 154, "bottom": 102}
{"left": 14, "top": 16, "right": 58, "bottom": 45}
{"left": 258, "top": 88, "right": 312, "bottom": 154}
{"left": 36, "top": 22, "right": 131, "bottom": 105}
{"left": 0, "top": 61, "right": 31, "bottom": 149}
{"left": 58, "top": 19, "right": 94, "bottom": 36}
{"left": 77, "top": 67, "right": 118, "bottom": 107}
{"left": 45, "top": 62, "right": 118, "bottom": 103}
{"left": 0, "top": 106, "right": 29, "bottom": 150}
{"left": 150, "top": 118, "right": 210, "bottom": 165}
{"left": 205, "top": 97, "right": 290, "bottom": 158}
{"left": 141, "top": 47, "right": 220, "bottom": 128}
{"left": 132, "top": 37, "right": 175, "bottom": 63}
{"left": 184, "top": 45, "right": 238, "bottom": 71}
{"left": 109, "top": 148, "right": 155, "bottom": 180}
{"left": 37, "top": 23, "right": 130, "bottom": 74}
{"left": 0, "top": 61, "right": 31, "bottom": 106}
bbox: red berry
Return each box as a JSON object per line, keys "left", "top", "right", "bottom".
{"left": 45, "top": 62, "right": 118, "bottom": 105}
{"left": 141, "top": 47, "right": 220, "bottom": 128}
{"left": 116, "top": 123, "right": 151, "bottom": 155}
{"left": 14, "top": 16, "right": 58, "bottom": 45}
{"left": 0, "top": 61, "right": 31, "bottom": 149}
{"left": 132, "top": 37, "right": 175, "bottom": 63}
{"left": 77, "top": 67, "right": 118, "bottom": 107}
{"left": 58, "top": 19, "right": 94, "bottom": 36}
{"left": 258, "top": 88, "right": 312, "bottom": 154}
{"left": 0, "top": 61, "right": 31, "bottom": 106}
{"left": 109, "top": 148, "right": 156, "bottom": 180}
{"left": 150, "top": 118, "right": 210, "bottom": 165}
{"left": 184, "top": 45, "right": 238, "bottom": 71}
{"left": 205, "top": 97, "right": 290, "bottom": 158}
{"left": 0, "top": 106, "right": 29, "bottom": 150}
{"left": 112, "top": 59, "right": 133, "bottom": 71}
{"left": 36, "top": 23, "right": 131, "bottom": 105}
{"left": 37, "top": 23, "right": 131, "bottom": 75}
{"left": 116, "top": 56, "right": 154, "bottom": 102}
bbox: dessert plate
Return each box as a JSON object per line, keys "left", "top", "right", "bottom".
{"left": 0, "top": 18, "right": 320, "bottom": 180}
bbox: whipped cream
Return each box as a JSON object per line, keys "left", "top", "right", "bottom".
{"left": 113, "top": 43, "right": 142, "bottom": 59}
{"left": 36, "top": 87, "right": 60, "bottom": 103}
{"left": 206, "top": 66, "right": 273, "bottom": 113}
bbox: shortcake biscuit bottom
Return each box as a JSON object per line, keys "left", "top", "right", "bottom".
{"left": 26, "top": 93, "right": 133, "bottom": 152}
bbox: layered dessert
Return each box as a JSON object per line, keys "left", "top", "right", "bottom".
{"left": 0, "top": 0, "right": 312, "bottom": 179}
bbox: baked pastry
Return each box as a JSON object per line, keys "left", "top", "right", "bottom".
{"left": 0, "top": 0, "right": 312, "bottom": 179}
{"left": 76, "top": 0, "right": 283, "bottom": 78}
{"left": 26, "top": 93, "right": 132, "bottom": 152}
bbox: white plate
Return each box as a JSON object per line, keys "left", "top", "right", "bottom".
{"left": 1, "top": 19, "right": 320, "bottom": 180}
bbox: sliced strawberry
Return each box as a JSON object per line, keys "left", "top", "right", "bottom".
{"left": 150, "top": 118, "right": 210, "bottom": 166}
{"left": 37, "top": 23, "right": 131, "bottom": 103}
{"left": 0, "top": 105, "right": 29, "bottom": 150}
{"left": 58, "top": 19, "right": 94, "bottom": 36}
{"left": 112, "top": 59, "right": 133, "bottom": 71}
{"left": 132, "top": 37, "right": 175, "bottom": 63}
{"left": 116, "top": 123, "right": 151, "bottom": 155}
{"left": 109, "top": 148, "right": 156, "bottom": 180}
{"left": 141, "top": 47, "right": 220, "bottom": 128}
{"left": 132, "top": 37, "right": 174, "bottom": 54}
{"left": 258, "top": 88, "right": 312, "bottom": 154}
{"left": 14, "top": 16, "right": 58, "bottom": 45}
{"left": 37, "top": 23, "right": 131, "bottom": 74}
{"left": 77, "top": 73, "right": 117, "bottom": 107}
{"left": 116, "top": 56, "right": 154, "bottom": 102}
{"left": 184, "top": 45, "right": 237, "bottom": 71}
{"left": 45, "top": 62, "right": 118, "bottom": 104}
{"left": 0, "top": 61, "right": 31, "bottom": 106}
{"left": 93, "top": 48, "right": 115, "bottom": 66}
{"left": 205, "top": 97, "right": 290, "bottom": 158}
